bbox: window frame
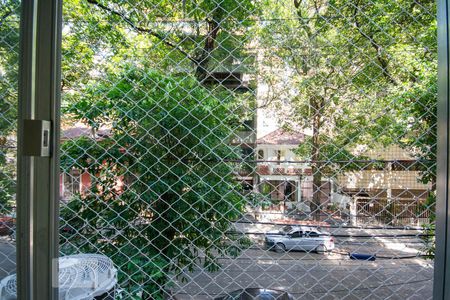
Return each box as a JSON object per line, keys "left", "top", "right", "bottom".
{"left": 289, "top": 231, "right": 303, "bottom": 238}
{"left": 17, "top": 0, "right": 63, "bottom": 298}
{"left": 12, "top": 0, "right": 449, "bottom": 298}
{"left": 434, "top": 0, "right": 450, "bottom": 298}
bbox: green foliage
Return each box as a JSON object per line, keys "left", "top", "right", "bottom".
{"left": 60, "top": 66, "right": 247, "bottom": 298}
{"left": 62, "top": 0, "right": 257, "bottom": 83}
{"left": 327, "top": 203, "right": 339, "bottom": 212}
{"left": 257, "top": 0, "right": 436, "bottom": 222}
{"left": 246, "top": 190, "right": 272, "bottom": 209}
{"left": 0, "top": 0, "right": 20, "bottom": 213}
{"left": 421, "top": 193, "right": 436, "bottom": 259}
{"left": 395, "top": 74, "right": 437, "bottom": 185}
{"left": 0, "top": 162, "right": 15, "bottom": 213}
{"left": 296, "top": 135, "right": 371, "bottom": 176}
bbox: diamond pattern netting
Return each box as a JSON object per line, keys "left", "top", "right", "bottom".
{"left": 0, "top": 0, "right": 19, "bottom": 281}
{"left": 0, "top": 0, "right": 437, "bottom": 299}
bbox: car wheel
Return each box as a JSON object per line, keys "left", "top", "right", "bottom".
{"left": 316, "top": 245, "right": 327, "bottom": 254}
{"left": 274, "top": 243, "right": 286, "bottom": 253}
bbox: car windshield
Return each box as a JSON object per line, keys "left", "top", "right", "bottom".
{"left": 279, "top": 226, "right": 293, "bottom": 234}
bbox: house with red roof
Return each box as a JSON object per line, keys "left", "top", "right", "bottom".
{"left": 255, "top": 129, "right": 316, "bottom": 214}
{"left": 59, "top": 123, "right": 111, "bottom": 201}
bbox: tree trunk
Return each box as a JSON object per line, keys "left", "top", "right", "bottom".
{"left": 310, "top": 108, "right": 322, "bottom": 221}
{"left": 195, "top": 18, "right": 220, "bottom": 81}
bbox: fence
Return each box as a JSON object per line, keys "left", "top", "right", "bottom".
{"left": 355, "top": 197, "right": 432, "bottom": 226}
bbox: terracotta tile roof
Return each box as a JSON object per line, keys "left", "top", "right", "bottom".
{"left": 257, "top": 129, "right": 304, "bottom": 145}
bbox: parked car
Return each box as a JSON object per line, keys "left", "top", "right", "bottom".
{"left": 265, "top": 226, "right": 334, "bottom": 253}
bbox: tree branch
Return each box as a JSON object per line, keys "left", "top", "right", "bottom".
{"left": 86, "top": 0, "right": 199, "bottom": 66}
{"left": 195, "top": 17, "right": 220, "bottom": 79}
{"left": 352, "top": 2, "right": 397, "bottom": 85}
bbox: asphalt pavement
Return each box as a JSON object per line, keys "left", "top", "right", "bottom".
{"left": 170, "top": 222, "right": 433, "bottom": 299}
{"left": 0, "top": 224, "right": 434, "bottom": 299}
{"left": 170, "top": 249, "right": 433, "bottom": 299}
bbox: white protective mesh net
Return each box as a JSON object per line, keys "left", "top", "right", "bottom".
{"left": 0, "top": 0, "right": 19, "bottom": 282}
{"left": 0, "top": 0, "right": 437, "bottom": 299}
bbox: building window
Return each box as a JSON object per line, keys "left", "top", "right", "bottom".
{"left": 242, "top": 181, "right": 253, "bottom": 191}
{"left": 258, "top": 149, "right": 264, "bottom": 160}
{"left": 276, "top": 150, "right": 285, "bottom": 162}
{"left": 62, "top": 169, "right": 81, "bottom": 200}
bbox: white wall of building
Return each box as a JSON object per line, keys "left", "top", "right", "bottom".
{"left": 256, "top": 144, "right": 309, "bottom": 169}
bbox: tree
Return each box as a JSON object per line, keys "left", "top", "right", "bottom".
{"left": 79, "top": 0, "right": 257, "bottom": 81}
{"left": 257, "top": 0, "right": 436, "bottom": 222}
{"left": 60, "top": 0, "right": 259, "bottom": 144}
{"left": 60, "top": 65, "right": 248, "bottom": 298}
{"left": 394, "top": 74, "right": 437, "bottom": 257}
{"left": 257, "top": 0, "right": 369, "bottom": 220}
{"left": 341, "top": 0, "right": 437, "bottom": 251}
{"left": 58, "top": 1, "right": 260, "bottom": 296}
{"left": 0, "top": 0, "right": 125, "bottom": 213}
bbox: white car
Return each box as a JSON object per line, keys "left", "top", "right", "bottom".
{"left": 265, "top": 226, "right": 335, "bottom": 253}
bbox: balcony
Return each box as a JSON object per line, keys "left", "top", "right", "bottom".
{"left": 338, "top": 170, "right": 433, "bottom": 190}
{"left": 256, "top": 164, "right": 310, "bottom": 176}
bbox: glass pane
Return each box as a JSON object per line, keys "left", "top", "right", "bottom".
{"left": 59, "top": 0, "right": 437, "bottom": 299}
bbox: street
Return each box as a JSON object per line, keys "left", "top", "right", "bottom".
{"left": 0, "top": 224, "right": 434, "bottom": 299}
{"left": 170, "top": 249, "right": 433, "bottom": 299}
{"left": 170, "top": 222, "right": 434, "bottom": 299}
{"left": 233, "top": 222, "right": 428, "bottom": 258}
